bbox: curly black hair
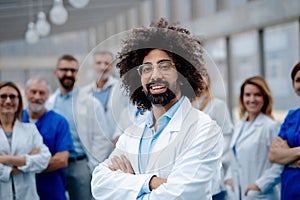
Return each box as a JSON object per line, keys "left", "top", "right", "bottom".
{"left": 116, "top": 18, "right": 207, "bottom": 111}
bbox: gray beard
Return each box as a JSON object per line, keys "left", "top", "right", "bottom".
{"left": 28, "top": 104, "right": 44, "bottom": 113}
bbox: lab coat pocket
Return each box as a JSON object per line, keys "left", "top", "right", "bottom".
{"left": 246, "top": 190, "right": 265, "bottom": 199}
{"left": 225, "top": 184, "right": 237, "bottom": 200}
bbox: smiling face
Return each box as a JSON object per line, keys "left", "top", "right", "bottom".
{"left": 55, "top": 59, "right": 79, "bottom": 92}
{"left": 0, "top": 86, "right": 19, "bottom": 116}
{"left": 141, "top": 49, "right": 181, "bottom": 107}
{"left": 242, "top": 83, "right": 264, "bottom": 120}
{"left": 293, "top": 70, "right": 300, "bottom": 96}
{"left": 25, "top": 79, "right": 48, "bottom": 113}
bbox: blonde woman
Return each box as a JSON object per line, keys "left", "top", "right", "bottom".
{"left": 225, "top": 76, "right": 282, "bottom": 200}
{"left": 0, "top": 81, "right": 50, "bottom": 200}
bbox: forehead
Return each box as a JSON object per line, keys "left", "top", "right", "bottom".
{"left": 27, "top": 80, "right": 48, "bottom": 91}
{"left": 142, "top": 49, "right": 172, "bottom": 63}
{"left": 295, "top": 70, "right": 300, "bottom": 79}
{"left": 94, "top": 54, "right": 113, "bottom": 61}
{"left": 58, "top": 60, "right": 78, "bottom": 68}
{"left": 244, "top": 84, "right": 261, "bottom": 92}
{"left": 0, "top": 86, "right": 18, "bottom": 94}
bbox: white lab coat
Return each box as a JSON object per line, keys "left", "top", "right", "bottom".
{"left": 0, "top": 120, "right": 51, "bottom": 200}
{"left": 225, "top": 113, "right": 283, "bottom": 200}
{"left": 91, "top": 97, "right": 223, "bottom": 200}
{"left": 82, "top": 76, "right": 130, "bottom": 138}
{"left": 201, "top": 97, "right": 234, "bottom": 195}
{"left": 47, "top": 88, "right": 114, "bottom": 171}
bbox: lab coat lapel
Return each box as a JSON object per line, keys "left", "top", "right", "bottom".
{"left": 124, "top": 124, "right": 145, "bottom": 171}
{"left": 147, "top": 98, "right": 189, "bottom": 171}
{"left": 0, "top": 128, "right": 10, "bottom": 153}
{"left": 232, "top": 113, "right": 264, "bottom": 147}
{"left": 230, "top": 122, "right": 243, "bottom": 148}
{"left": 10, "top": 120, "right": 22, "bottom": 155}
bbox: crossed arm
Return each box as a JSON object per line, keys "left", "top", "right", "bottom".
{"left": 109, "top": 155, "right": 167, "bottom": 190}
{"left": 43, "top": 151, "right": 69, "bottom": 173}
{"left": 0, "top": 147, "right": 42, "bottom": 176}
{"left": 268, "top": 136, "right": 300, "bottom": 167}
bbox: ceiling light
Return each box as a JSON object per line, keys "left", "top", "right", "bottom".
{"left": 36, "top": 11, "right": 51, "bottom": 36}
{"left": 25, "top": 22, "right": 39, "bottom": 44}
{"left": 68, "top": 0, "right": 89, "bottom": 8}
{"left": 50, "top": 0, "right": 68, "bottom": 25}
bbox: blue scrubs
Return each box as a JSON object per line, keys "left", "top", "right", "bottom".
{"left": 23, "top": 110, "right": 74, "bottom": 200}
{"left": 278, "top": 108, "right": 300, "bottom": 200}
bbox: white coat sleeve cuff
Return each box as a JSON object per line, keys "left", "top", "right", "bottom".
{"left": 17, "top": 154, "right": 31, "bottom": 172}
{"left": 0, "top": 164, "right": 13, "bottom": 182}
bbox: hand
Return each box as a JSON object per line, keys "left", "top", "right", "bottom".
{"left": 271, "top": 137, "right": 289, "bottom": 149}
{"left": 292, "top": 159, "right": 300, "bottom": 168}
{"left": 149, "top": 176, "right": 167, "bottom": 190}
{"left": 244, "top": 183, "right": 260, "bottom": 196}
{"left": 113, "top": 136, "right": 120, "bottom": 147}
{"left": 10, "top": 166, "right": 22, "bottom": 176}
{"left": 30, "top": 148, "right": 40, "bottom": 155}
{"left": 109, "top": 155, "right": 134, "bottom": 174}
{"left": 225, "top": 179, "right": 234, "bottom": 192}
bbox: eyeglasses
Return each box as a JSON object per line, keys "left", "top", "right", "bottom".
{"left": 57, "top": 68, "right": 78, "bottom": 73}
{"left": 95, "top": 61, "right": 110, "bottom": 66}
{"left": 137, "top": 60, "right": 175, "bottom": 77}
{"left": 0, "top": 94, "right": 19, "bottom": 101}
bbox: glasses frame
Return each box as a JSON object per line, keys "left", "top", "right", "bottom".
{"left": 57, "top": 68, "right": 78, "bottom": 73}
{"left": 137, "top": 60, "right": 175, "bottom": 77}
{"left": 0, "top": 94, "right": 19, "bottom": 101}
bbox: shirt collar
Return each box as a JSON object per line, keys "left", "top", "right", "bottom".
{"left": 94, "top": 75, "right": 118, "bottom": 91}
{"left": 56, "top": 88, "right": 78, "bottom": 98}
{"left": 145, "top": 96, "right": 185, "bottom": 128}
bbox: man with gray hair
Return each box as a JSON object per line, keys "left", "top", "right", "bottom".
{"left": 83, "top": 51, "right": 130, "bottom": 144}
{"left": 23, "top": 77, "right": 74, "bottom": 200}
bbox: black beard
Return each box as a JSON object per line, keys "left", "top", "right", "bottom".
{"left": 59, "top": 76, "right": 75, "bottom": 90}
{"left": 146, "top": 80, "right": 176, "bottom": 106}
{"left": 146, "top": 88, "right": 176, "bottom": 106}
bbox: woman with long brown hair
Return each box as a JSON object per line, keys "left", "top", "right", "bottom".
{"left": 0, "top": 81, "right": 50, "bottom": 200}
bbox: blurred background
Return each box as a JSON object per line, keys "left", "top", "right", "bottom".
{"left": 0, "top": 0, "right": 299, "bottom": 122}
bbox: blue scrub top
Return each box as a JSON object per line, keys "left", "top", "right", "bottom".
{"left": 278, "top": 108, "right": 300, "bottom": 200}
{"left": 23, "top": 110, "right": 74, "bottom": 200}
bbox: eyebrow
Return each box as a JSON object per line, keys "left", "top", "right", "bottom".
{"left": 143, "top": 59, "right": 172, "bottom": 65}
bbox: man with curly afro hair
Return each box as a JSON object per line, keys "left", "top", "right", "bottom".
{"left": 91, "top": 18, "right": 223, "bottom": 200}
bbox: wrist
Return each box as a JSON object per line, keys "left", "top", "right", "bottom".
{"left": 149, "top": 175, "right": 157, "bottom": 191}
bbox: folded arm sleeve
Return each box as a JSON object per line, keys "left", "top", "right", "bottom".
{"left": 18, "top": 125, "right": 51, "bottom": 173}
{"left": 0, "top": 164, "right": 12, "bottom": 182}
{"left": 91, "top": 138, "right": 153, "bottom": 200}
{"left": 141, "top": 122, "right": 223, "bottom": 200}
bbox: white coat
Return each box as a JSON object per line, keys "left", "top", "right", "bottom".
{"left": 91, "top": 97, "right": 223, "bottom": 200}
{"left": 47, "top": 88, "right": 114, "bottom": 171}
{"left": 200, "top": 97, "right": 234, "bottom": 195}
{"left": 225, "top": 113, "right": 283, "bottom": 200}
{"left": 82, "top": 76, "right": 130, "bottom": 138}
{"left": 0, "top": 120, "right": 51, "bottom": 200}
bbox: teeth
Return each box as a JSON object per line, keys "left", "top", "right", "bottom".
{"left": 152, "top": 85, "right": 165, "bottom": 89}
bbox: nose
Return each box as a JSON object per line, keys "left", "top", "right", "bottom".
{"left": 249, "top": 95, "right": 256, "bottom": 102}
{"left": 33, "top": 92, "right": 41, "bottom": 99}
{"left": 150, "top": 66, "right": 163, "bottom": 79}
{"left": 65, "top": 70, "right": 74, "bottom": 76}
